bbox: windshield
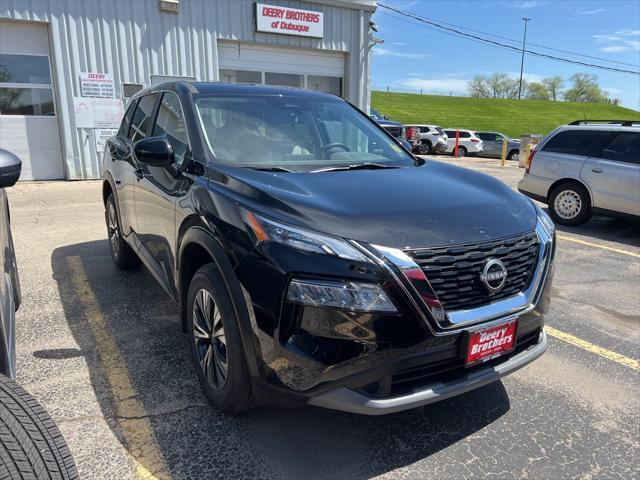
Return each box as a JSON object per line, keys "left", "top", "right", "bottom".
{"left": 195, "top": 94, "right": 415, "bottom": 171}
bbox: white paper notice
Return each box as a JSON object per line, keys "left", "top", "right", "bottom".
{"left": 80, "top": 72, "right": 115, "bottom": 98}
{"left": 94, "top": 128, "right": 118, "bottom": 152}
{"left": 74, "top": 97, "right": 124, "bottom": 128}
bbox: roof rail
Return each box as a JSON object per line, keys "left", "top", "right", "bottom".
{"left": 569, "top": 119, "right": 640, "bottom": 126}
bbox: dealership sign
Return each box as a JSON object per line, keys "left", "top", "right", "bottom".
{"left": 79, "top": 72, "right": 115, "bottom": 98}
{"left": 255, "top": 3, "right": 323, "bottom": 38}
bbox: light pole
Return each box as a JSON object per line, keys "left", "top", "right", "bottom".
{"left": 517, "top": 17, "right": 530, "bottom": 100}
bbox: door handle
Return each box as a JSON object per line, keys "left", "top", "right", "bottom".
{"left": 591, "top": 167, "right": 603, "bottom": 173}
{"left": 135, "top": 168, "right": 144, "bottom": 180}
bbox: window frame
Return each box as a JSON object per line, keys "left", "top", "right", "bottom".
{"left": 0, "top": 52, "right": 56, "bottom": 117}
{"left": 151, "top": 91, "right": 192, "bottom": 164}
{"left": 127, "top": 93, "right": 161, "bottom": 143}
{"left": 118, "top": 98, "right": 139, "bottom": 139}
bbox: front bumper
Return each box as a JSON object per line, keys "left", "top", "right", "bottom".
{"left": 309, "top": 329, "right": 546, "bottom": 415}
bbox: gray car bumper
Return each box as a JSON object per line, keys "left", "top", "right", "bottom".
{"left": 308, "top": 329, "right": 547, "bottom": 415}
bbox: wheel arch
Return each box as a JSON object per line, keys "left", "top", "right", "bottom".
{"left": 547, "top": 177, "right": 592, "bottom": 207}
{"left": 177, "top": 224, "right": 262, "bottom": 378}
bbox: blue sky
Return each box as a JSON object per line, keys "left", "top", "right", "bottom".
{"left": 371, "top": 0, "right": 640, "bottom": 110}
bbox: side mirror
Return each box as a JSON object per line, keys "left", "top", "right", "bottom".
{"left": 0, "top": 149, "right": 22, "bottom": 188}
{"left": 134, "top": 137, "right": 174, "bottom": 167}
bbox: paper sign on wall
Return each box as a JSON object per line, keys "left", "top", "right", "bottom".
{"left": 80, "top": 72, "right": 115, "bottom": 98}
{"left": 255, "top": 3, "right": 323, "bottom": 38}
{"left": 73, "top": 97, "right": 123, "bottom": 128}
{"left": 94, "top": 128, "right": 118, "bottom": 152}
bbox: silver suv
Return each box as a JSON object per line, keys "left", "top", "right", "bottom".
{"left": 518, "top": 120, "right": 640, "bottom": 226}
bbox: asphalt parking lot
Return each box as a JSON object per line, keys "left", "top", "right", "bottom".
{"left": 7, "top": 157, "right": 640, "bottom": 480}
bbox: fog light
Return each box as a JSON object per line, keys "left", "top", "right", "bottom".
{"left": 286, "top": 279, "right": 397, "bottom": 313}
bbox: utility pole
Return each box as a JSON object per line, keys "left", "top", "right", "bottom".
{"left": 518, "top": 17, "right": 530, "bottom": 100}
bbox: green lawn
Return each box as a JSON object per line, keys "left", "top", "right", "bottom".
{"left": 371, "top": 91, "right": 640, "bottom": 138}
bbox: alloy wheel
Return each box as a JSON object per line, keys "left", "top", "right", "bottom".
{"left": 554, "top": 190, "right": 582, "bottom": 219}
{"left": 192, "top": 289, "right": 228, "bottom": 390}
{"left": 107, "top": 203, "right": 119, "bottom": 258}
{"left": 418, "top": 143, "right": 431, "bottom": 155}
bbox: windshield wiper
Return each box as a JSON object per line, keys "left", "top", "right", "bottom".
{"left": 310, "top": 163, "right": 400, "bottom": 173}
{"left": 246, "top": 166, "right": 292, "bottom": 173}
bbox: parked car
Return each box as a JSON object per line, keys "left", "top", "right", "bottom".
{"left": 405, "top": 124, "right": 448, "bottom": 155}
{"left": 442, "top": 129, "right": 484, "bottom": 157}
{"left": 369, "top": 108, "right": 412, "bottom": 151}
{"left": 475, "top": 131, "right": 521, "bottom": 161}
{"left": 518, "top": 120, "right": 640, "bottom": 226}
{"left": 103, "top": 82, "right": 554, "bottom": 416}
{"left": 0, "top": 149, "right": 78, "bottom": 479}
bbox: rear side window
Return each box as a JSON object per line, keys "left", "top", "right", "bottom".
{"left": 542, "top": 130, "right": 610, "bottom": 156}
{"left": 129, "top": 94, "right": 159, "bottom": 143}
{"left": 444, "top": 130, "right": 455, "bottom": 137}
{"left": 458, "top": 131, "right": 471, "bottom": 138}
{"left": 153, "top": 93, "right": 189, "bottom": 164}
{"left": 118, "top": 100, "right": 137, "bottom": 138}
{"left": 596, "top": 132, "right": 640, "bottom": 164}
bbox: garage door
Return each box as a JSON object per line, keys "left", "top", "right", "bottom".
{"left": 0, "top": 20, "right": 64, "bottom": 180}
{"left": 218, "top": 41, "right": 344, "bottom": 96}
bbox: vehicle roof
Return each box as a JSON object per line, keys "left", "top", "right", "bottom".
{"left": 556, "top": 124, "right": 640, "bottom": 132}
{"left": 443, "top": 128, "right": 476, "bottom": 133}
{"left": 132, "top": 81, "right": 342, "bottom": 101}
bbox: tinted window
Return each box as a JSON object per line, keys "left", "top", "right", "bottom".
{"left": 153, "top": 93, "right": 189, "bottom": 164}
{"left": 458, "top": 131, "right": 471, "bottom": 138}
{"left": 478, "top": 132, "right": 498, "bottom": 141}
{"left": 0, "top": 87, "right": 54, "bottom": 115}
{"left": 0, "top": 54, "right": 51, "bottom": 84}
{"left": 128, "top": 94, "right": 159, "bottom": 142}
{"left": 542, "top": 130, "right": 610, "bottom": 156}
{"left": 596, "top": 132, "right": 640, "bottom": 164}
{"left": 118, "top": 100, "right": 137, "bottom": 138}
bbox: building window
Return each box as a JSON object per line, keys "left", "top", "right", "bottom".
{"left": 264, "top": 72, "right": 303, "bottom": 88}
{"left": 307, "top": 75, "right": 342, "bottom": 96}
{"left": 219, "top": 69, "right": 262, "bottom": 84}
{"left": 0, "top": 53, "right": 55, "bottom": 116}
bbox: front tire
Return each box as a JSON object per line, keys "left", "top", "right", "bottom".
{"left": 187, "top": 264, "right": 253, "bottom": 415}
{"left": 548, "top": 183, "right": 592, "bottom": 226}
{"left": 508, "top": 150, "right": 520, "bottom": 161}
{"left": 418, "top": 141, "right": 432, "bottom": 155}
{"left": 0, "top": 374, "right": 78, "bottom": 479}
{"left": 105, "top": 194, "right": 140, "bottom": 270}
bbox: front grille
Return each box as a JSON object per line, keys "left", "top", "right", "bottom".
{"left": 408, "top": 231, "right": 539, "bottom": 311}
{"left": 383, "top": 126, "right": 402, "bottom": 138}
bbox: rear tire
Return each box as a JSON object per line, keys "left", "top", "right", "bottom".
{"left": 0, "top": 374, "right": 78, "bottom": 479}
{"left": 454, "top": 146, "right": 467, "bottom": 158}
{"left": 548, "top": 183, "right": 591, "bottom": 226}
{"left": 105, "top": 194, "right": 140, "bottom": 270}
{"left": 187, "top": 264, "right": 253, "bottom": 415}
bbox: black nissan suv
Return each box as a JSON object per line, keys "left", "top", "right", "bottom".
{"left": 102, "top": 82, "right": 555, "bottom": 415}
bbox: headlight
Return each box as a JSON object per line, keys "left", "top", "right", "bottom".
{"left": 535, "top": 203, "right": 555, "bottom": 237}
{"left": 287, "top": 278, "right": 397, "bottom": 313}
{"left": 242, "top": 210, "right": 373, "bottom": 264}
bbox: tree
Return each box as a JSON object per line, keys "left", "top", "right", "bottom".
{"left": 564, "top": 73, "right": 607, "bottom": 103}
{"left": 526, "top": 82, "right": 550, "bottom": 100}
{"left": 542, "top": 76, "right": 564, "bottom": 101}
{"left": 467, "top": 73, "right": 521, "bottom": 99}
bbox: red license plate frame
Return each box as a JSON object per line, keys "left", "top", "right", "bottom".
{"left": 466, "top": 320, "right": 517, "bottom": 366}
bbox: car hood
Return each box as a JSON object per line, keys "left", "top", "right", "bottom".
{"left": 209, "top": 160, "right": 537, "bottom": 249}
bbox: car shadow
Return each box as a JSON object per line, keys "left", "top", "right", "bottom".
{"left": 51, "top": 240, "right": 511, "bottom": 479}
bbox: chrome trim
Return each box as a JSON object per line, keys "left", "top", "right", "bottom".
{"left": 354, "top": 222, "right": 554, "bottom": 332}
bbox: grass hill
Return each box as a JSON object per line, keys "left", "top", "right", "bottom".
{"left": 371, "top": 91, "right": 640, "bottom": 138}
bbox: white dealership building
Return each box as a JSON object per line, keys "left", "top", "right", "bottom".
{"left": 0, "top": 0, "right": 376, "bottom": 180}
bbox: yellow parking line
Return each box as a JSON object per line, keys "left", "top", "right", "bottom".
{"left": 556, "top": 234, "right": 640, "bottom": 258}
{"left": 546, "top": 326, "right": 640, "bottom": 372}
{"left": 67, "top": 256, "right": 170, "bottom": 480}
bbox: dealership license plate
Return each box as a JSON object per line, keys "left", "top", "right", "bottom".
{"left": 466, "top": 321, "right": 517, "bottom": 366}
